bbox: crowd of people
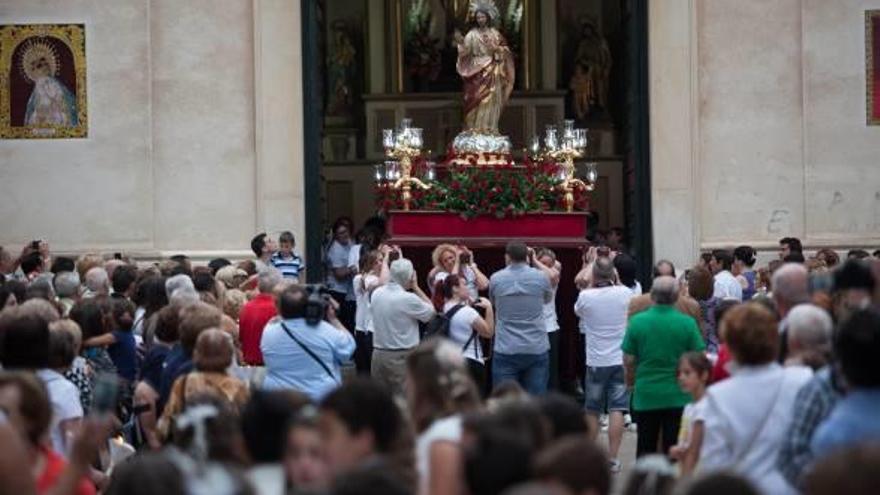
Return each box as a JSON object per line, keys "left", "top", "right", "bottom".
{"left": 0, "top": 225, "right": 879, "bottom": 495}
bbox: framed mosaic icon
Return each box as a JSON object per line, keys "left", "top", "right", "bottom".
{"left": 0, "top": 24, "right": 87, "bottom": 139}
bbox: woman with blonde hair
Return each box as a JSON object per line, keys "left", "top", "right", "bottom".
{"left": 427, "top": 244, "right": 488, "bottom": 301}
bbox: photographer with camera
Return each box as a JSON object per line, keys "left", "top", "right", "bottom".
{"left": 370, "top": 258, "right": 435, "bottom": 397}
{"left": 259, "top": 285, "right": 355, "bottom": 401}
{"left": 427, "top": 244, "right": 489, "bottom": 301}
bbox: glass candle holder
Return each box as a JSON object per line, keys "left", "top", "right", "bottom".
{"left": 382, "top": 129, "right": 395, "bottom": 149}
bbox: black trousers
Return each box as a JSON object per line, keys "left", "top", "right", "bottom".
{"left": 633, "top": 407, "right": 683, "bottom": 458}
{"left": 354, "top": 331, "right": 373, "bottom": 375}
{"left": 466, "top": 358, "right": 488, "bottom": 398}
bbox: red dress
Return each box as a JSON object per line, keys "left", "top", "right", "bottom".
{"left": 238, "top": 293, "right": 277, "bottom": 365}
{"left": 711, "top": 344, "right": 732, "bottom": 383}
{"left": 36, "top": 447, "right": 96, "bottom": 495}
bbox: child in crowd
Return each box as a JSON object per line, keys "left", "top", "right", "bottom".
{"left": 271, "top": 231, "right": 305, "bottom": 281}
{"left": 284, "top": 406, "right": 330, "bottom": 493}
{"left": 84, "top": 298, "right": 138, "bottom": 385}
{"left": 670, "top": 351, "right": 712, "bottom": 475}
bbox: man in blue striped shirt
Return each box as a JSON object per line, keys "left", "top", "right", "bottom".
{"left": 271, "top": 231, "right": 305, "bottom": 281}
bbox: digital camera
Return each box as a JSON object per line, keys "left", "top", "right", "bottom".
{"left": 304, "top": 284, "right": 334, "bottom": 325}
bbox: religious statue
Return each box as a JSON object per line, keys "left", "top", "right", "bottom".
{"left": 574, "top": 17, "right": 612, "bottom": 111}
{"left": 451, "top": 0, "right": 515, "bottom": 155}
{"left": 569, "top": 64, "right": 593, "bottom": 120}
{"left": 21, "top": 39, "right": 77, "bottom": 127}
{"left": 326, "top": 20, "right": 356, "bottom": 118}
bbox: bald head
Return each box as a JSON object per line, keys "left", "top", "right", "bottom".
{"left": 772, "top": 263, "right": 809, "bottom": 311}
{"left": 651, "top": 276, "right": 680, "bottom": 305}
{"left": 592, "top": 257, "right": 616, "bottom": 284}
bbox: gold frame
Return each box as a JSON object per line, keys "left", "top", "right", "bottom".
{"left": 868, "top": 10, "right": 880, "bottom": 125}
{"left": 0, "top": 24, "right": 87, "bottom": 139}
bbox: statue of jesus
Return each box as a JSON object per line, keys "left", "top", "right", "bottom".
{"left": 452, "top": 0, "right": 515, "bottom": 155}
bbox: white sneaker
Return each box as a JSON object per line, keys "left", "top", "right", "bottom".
{"left": 609, "top": 458, "right": 622, "bottom": 473}
{"left": 600, "top": 414, "right": 609, "bottom": 432}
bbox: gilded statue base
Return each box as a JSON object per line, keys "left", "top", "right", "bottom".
{"left": 451, "top": 130, "right": 512, "bottom": 156}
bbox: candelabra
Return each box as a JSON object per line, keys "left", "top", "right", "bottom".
{"left": 528, "top": 120, "right": 597, "bottom": 212}
{"left": 380, "top": 119, "right": 432, "bottom": 211}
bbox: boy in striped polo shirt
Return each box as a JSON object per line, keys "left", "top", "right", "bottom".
{"left": 271, "top": 231, "right": 305, "bottom": 281}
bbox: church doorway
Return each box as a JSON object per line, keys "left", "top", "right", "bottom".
{"left": 301, "top": 0, "right": 652, "bottom": 284}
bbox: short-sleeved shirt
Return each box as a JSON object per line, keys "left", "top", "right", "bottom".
{"left": 325, "top": 240, "right": 354, "bottom": 299}
{"left": 238, "top": 293, "right": 278, "bottom": 365}
{"left": 677, "top": 398, "right": 707, "bottom": 448}
{"left": 371, "top": 282, "right": 435, "bottom": 350}
{"left": 260, "top": 318, "right": 356, "bottom": 400}
{"left": 489, "top": 263, "right": 552, "bottom": 356}
{"left": 37, "top": 369, "right": 84, "bottom": 456}
{"left": 353, "top": 273, "right": 380, "bottom": 332}
{"left": 444, "top": 301, "right": 483, "bottom": 363}
{"left": 270, "top": 251, "right": 305, "bottom": 280}
{"left": 621, "top": 305, "right": 705, "bottom": 411}
{"left": 433, "top": 266, "right": 479, "bottom": 301}
{"left": 574, "top": 285, "right": 635, "bottom": 367}
{"left": 543, "top": 286, "right": 559, "bottom": 333}
{"left": 108, "top": 330, "right": 138, "bottom": 382}
{"left": 713, "top": 270, "right": 743, "bottom": 301}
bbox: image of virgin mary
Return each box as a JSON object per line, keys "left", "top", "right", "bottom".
{"left": 20, "top": 39, "right": 78, "bottom": 127}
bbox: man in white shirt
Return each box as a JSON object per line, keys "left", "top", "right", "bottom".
{"left": 573, "top": 257, "right": 635, "bottom": 472}
{"left": 710, "top": 249, "right": 743, "bottom": 301}
{"left": 370, "top": 258, "right": 435, "bottom": 396}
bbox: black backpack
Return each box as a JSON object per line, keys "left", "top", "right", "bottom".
{"left": 420, "top": 304, "right": 467, "bottom": 340}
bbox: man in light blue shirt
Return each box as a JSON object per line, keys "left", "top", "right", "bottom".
{"left": 261, "top": 285, "right": 356, "bottom": 401}
{"left": 489, "top": 241, "right": 553, "bottom": 395}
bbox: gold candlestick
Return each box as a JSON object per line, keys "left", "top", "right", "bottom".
{"left": 386, "top": 144, "right": 431, "bottom": 211}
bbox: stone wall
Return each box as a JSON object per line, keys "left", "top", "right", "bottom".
{"left": 0, "top": 0, "right": 305, "bottom": 261}
{"left": 650, "top": 0, "right": 880, "bottom": 271}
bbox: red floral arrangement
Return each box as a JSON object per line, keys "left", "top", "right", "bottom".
{"left": 375, "top": 155, "right": 589, "bottom": 219}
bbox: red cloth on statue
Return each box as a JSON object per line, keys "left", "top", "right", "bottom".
{"left": 35, "top": 446, "right": 95, "bottom": 495}
{"left": 239, "top": 293, "right": 277, "bottom": 365}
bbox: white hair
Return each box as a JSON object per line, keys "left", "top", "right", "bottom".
{"left": 787, "top": 304, "right": 833, "bottom": 353}
{"left": 650, "top": 276, "right": 680, "bottom": 305}
{"left": 772, "top": 263, "right": 809, "bottom": 305}
{"left": 390, "top": 258, "right": 414, "bottom": 287}
{"left": 53, "top": 271, "right": 81, "bottom": 298}
{"left": 169, "top": 288, "right": 200, "bottom": 306}
{"left": 84, "top": 267, "right": 109, "bottom": 294}
{"left": 166, "top": 274, "right": 195, "bottom": 299}
{"left": 258, "top": 268, "right": 283, "bottom": 293}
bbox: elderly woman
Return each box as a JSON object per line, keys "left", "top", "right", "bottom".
{"left": 427, "top": 244, "right": 488, "bottom": 302}
{"left": 699, "top": 303, "right": 812, "bottom": 495}
{"left": 158, "top": 328, "right": 249, "bottom": 439}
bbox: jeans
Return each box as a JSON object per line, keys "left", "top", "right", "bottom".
{"left": 633, "top": 407, "right": 683, "bottom": 457}
{"left": 584, "top": 365, "right": 630, "bottom": 413}
{"left": 492, "top": 352, "right": 549, "bottom": 396}
{"left": 548, "top": 331, "right": 560, "bottom": 391}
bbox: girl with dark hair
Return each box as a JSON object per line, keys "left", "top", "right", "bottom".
{"left": 670, "top": 352, "right": 712, "bottom": 475}
{"left": 733, "top": 245, "right": 757, "bottom": 300}
{"left": 432, "top": 274, "right": 494, "bottom": 392}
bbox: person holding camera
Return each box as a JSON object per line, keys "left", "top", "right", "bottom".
{"left": 489, "top": 241, "right": 553, "bottom": 395}
{"left": 427, "top": 244, "right": 489, "bottom": 301}
{"left": 432, "top": 274, "right": 495, "bottom": 392}
{"left": 259, "top": 285, "right": 355, "bottom": 401}
{"left": 370, "top": 258, "right": 436, "bottom": 397}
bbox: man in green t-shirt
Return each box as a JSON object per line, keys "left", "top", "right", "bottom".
{"left": 622, "top": 276, "right": 705, "bottom": 457}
